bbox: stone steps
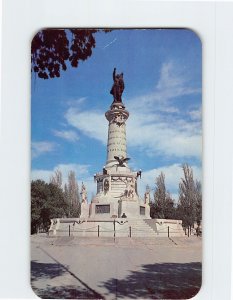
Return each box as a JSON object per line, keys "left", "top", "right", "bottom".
{"left": 156, "top": 223, "right": 185, "bottom": 237}
{"left": 128, "top": 219, "right": 158, "bottom": 237}
{"left": 49, "top": 218, "right": 185, "bottom": 237}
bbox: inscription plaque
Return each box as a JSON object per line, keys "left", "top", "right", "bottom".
{"left": 140, "top": 206, "right": 145, "bottom": 215}
{"left": 95, "top": 204, "right": 110, "bottom": 214}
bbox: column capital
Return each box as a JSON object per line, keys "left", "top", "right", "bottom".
{"left": 105, "top": 108, "right": 129, "bottom": 125}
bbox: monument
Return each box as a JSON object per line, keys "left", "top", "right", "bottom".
{"left": 49, "top": 69, "right": 184, "bottom": 237}
{"left": 89, "top": 68, "right": 150, "bottom": 219}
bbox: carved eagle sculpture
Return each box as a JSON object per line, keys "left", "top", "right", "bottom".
{"left": 114, "top": 155, "right": 130, "bottom": 167}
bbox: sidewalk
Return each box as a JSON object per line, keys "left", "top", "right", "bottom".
{"left": 31, "top": 235, "right": 202, "bottom": 299}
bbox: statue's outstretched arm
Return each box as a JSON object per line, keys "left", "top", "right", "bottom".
{"left": 113, "top": 68, "right": 116, "bottom": 80}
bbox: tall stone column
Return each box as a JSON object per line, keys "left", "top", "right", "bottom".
{"left": 89, "top": 69, "right": 151, "bottom": 220}
{"left": 105, "top": 102, "right": 129, "bottom": 168}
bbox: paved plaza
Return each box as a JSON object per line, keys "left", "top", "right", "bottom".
{"left": 31, "top": 235, "right": 202, "bottom": 299}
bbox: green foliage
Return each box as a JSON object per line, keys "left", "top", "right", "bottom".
{"left": 50, "top": 169, "right": 62, "bottom": 188}
{"left": 31, "top": 169, "right": 83, "bottom": 234}
{"left": 31, "top": 29, "right": 110, "bottom": 79}
{"left": 66, "top": 171, "right": 81, "bottom": 217}
{"left": 163, "top": 193, "right": 176, "bottom": 219}
{"left": 153, "top": 172, "right": 166, "bottom": 218}
{"left": 69, "top": 202, "right": 81, "bottom": 218}
{"left": 195, "top": 180, "right": 202, "bottom": 225}
{"left": 178, "top": 164, "right": 202, "bottom": 228}
{"left": 31, "top": 180, "right": 68, "bottom": 234}
{"left": 150, "top": 172, "right": 176, "bottom": 219}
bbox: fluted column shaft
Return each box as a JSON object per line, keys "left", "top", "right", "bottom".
{"left": 105, "top": 104, "right": 129, "bottom": 167}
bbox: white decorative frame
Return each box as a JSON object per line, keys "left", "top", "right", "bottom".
{"left": 1, "top": 1, "right": 233, "bottom": 299}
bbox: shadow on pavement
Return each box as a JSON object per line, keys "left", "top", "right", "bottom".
{"left": 31, "top": 261, "right": 65, "bottom": 282}
{"left": 31, "top": 260, "right": 105, "bottom": 299}
{"left": 100, "top": 262, "right": 202, "bottom": 299}
{"left": 31, "top": 258, "right": 201, "bottom": 299}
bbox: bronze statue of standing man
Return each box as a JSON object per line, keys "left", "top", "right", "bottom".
{"left": 110, "top": 68, "right": 124, "bottom": 103}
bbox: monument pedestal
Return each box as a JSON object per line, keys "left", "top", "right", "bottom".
{"left": 89, "top": 201, "right": 118, "bottom": 219}
{"left": 119, "top": 198, "right": 149, "bottom": 219}
{"left": 80, "top": 202, "right": 89, "bottom": 219}
{"left": 87, "top": 101, "right": 150, "bottom": 220}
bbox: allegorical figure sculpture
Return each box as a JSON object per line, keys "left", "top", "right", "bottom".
{"left": 81, "top": 182, "right": 87, "bottom": 203}
{"left": 144, "top": 185, "right": 150, "bottom": 204}
{"left": 110, "top": 68, "right": 125, "bottom": 103}
{"left": 125, "top": 178, "right": 135, "bottom": 199}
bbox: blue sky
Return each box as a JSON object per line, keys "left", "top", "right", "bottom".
{"left": 31, "top": 29, "right": 202, "bottom": 200}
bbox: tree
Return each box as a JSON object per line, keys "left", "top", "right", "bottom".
{"left": 67, "top": 171, "right": 81, "bottom": 217}
{"left": 50, "top": 169, "right": 62, "bottom": 188}
{"left": 178, "top": 164, "right": 200, "bottom": 228}
{"left": 164, "top": 192, "right": 176, "bottom": 219}
{"left": 150, "top": 172, "right": 176, "bottom": 219}
{"left": 31, "top": 180, "right": 45, "bottom": 234}
{"left": 31, "top": 29, "right": 110, "bottom": 79}
{"left": 64, "top": 183, "right": 69, "bottom": 204}
{"left": 152, "top": 172, "right": 166, "bottom": 218}
{"left": 31, "top": 180, "right": 68, "bottom": 234}
{"left": 195, "top": 180, "right": 202, "bottom": 225}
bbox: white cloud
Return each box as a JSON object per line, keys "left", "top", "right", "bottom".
{"left": 138, "top": 163, "right": 202, "bottom": 201}
{"left": 31, "top": 141, "right": 55, "bottom": 158}
{"left": 64, "top": 61, "right": 202, "bottom": 160}
{"left": 32, "top": 163, "right": 89, "bottom": 182}
{"left": 66, "top": 97, "right": 87, "bottom": 106}
{"left": 157, "top": 61, "right": 186, "bottom": 90}
{"left": 31, "top": 163, "right": 96, "bottom": 200}
{"left": 189, "top": 108, "right": 202, "bottom": 121}
{"left": 65, "top": 106, "right": 202, "bottom": 159}
{"left": 66, "top": 108, "right": 202, "bottom": 158}
{"left": 127, "top": 61, "right": 200, "bottom": 112}
{"left": 31, "top": 163, "right": 201, "bottom": 203}
{"left": 65, "top": 107, "right": 107, "bottom": 144}
{"left": 53, "top": 129, "right": 79, "bottom": 142}
{"left": 126, "top": 113, "right": 202, "bottom": 158}
{"left": 31, "top": 169, "right": 52, "bottom": 183}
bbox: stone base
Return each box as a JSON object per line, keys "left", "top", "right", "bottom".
{"left": 80, "top": 203, "right": 89, "bottom": 218}
{"left": 88, "top": 197, "right": 150, "bottom": 219}
{"left": 155, "top": 219, "right": 185, "bottom": 237}
{"left": 48, "top": 218, "right": 185, "bottom": 238}
{"left": 89, "top": 202, "right": 118, "bottom": 219}
{"left": 119, "top": 199, "right": 150, "bottom": 219}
